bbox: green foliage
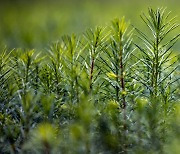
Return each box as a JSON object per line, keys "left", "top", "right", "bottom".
{"left": 0, "top": 8, "right": 179, "bottom": 154}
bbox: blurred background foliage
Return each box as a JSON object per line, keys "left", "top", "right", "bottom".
{"left": 0, "top": 0, "right": 179, "bottom": 49}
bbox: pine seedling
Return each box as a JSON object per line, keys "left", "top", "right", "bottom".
{"left": 97, "top": 17, "right": 134, "bottom": 153}
{"left": 133, "top": 8, "right": 179, "bottom": 99}
{"left": 102, "top": 17, "right": 133, "bottom": 108}
{"left": 0, "top": 48, "right": 14, "bottom": 110}
{"left": 60, "top": 34, "right": 81, "bottom": 104}
{"left": 47, "top": 42, "right": 64, "bottom": 100}
{"left": 11, "top": 49, "right": 43, "bottom": 95}
{"left": 81, "top": 27, "right": 108, "bottom": 100}
{"left": 133, "top": 8, "right": 179, "bottom": 151}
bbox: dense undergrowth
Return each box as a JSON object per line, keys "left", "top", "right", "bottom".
{"left": 0, "top": 8, "right": 180, "bottom": 154}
